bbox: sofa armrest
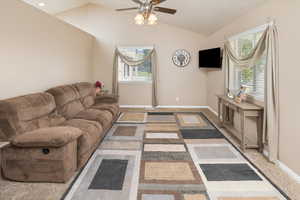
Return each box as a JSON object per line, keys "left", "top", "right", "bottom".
{"left": 95, "top": 94, "right": 119, "bottom": 104}
{"left": 11, "top": 127, "right": 82, "bottom": 148}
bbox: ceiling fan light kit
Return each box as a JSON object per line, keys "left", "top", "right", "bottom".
{"left": 148, "top": 13, "right": 158, "bottom": 25}
{"left": 135, "top": 13, "right": 145, "bottom": 25}
{"left": 117, "top": 0, "right": 176, "bottom": 26}
{"left": 135, "top": 13, "right": 158, "bottom": 25}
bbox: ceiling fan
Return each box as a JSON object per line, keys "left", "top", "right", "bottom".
{"left": 116, "top": 0, "right": 177, "bottom": 25}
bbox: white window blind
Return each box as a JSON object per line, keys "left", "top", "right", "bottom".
{"left": 229, "top": 28, "right": 266, "bottom": 101}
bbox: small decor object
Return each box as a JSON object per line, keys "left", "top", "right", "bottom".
{"left": 227, "top": 90, "right": 235, "bottom": 99}
{"left": 95, "top": 81, "right": 104, "bottom": 95}
{"left": 172, "top": 49, "right": 191, "bottom": 67}
{"left": 234, "top": 86, "right": 247, "bottom": 103}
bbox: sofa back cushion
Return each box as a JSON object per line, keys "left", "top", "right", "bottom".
{"left": 73, "top": 82, "right": 96, "bottom": 108}
{"left": 0, "top": 93, "right": 63, "bottom": 139}
{"left": 46, "top": 85, "right": 85, "bottom": 119}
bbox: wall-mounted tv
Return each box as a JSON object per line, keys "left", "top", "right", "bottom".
{"left": 199, "top": 48, "right": 222, "bottom": 68}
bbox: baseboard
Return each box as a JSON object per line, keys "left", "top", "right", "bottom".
{"left": 120, "top": 105, "right": 220, "bottom": 114}
{"left": 263, "top": 150, "right": 300, "bottom": 183}
{"left": 120, "top": 105, "right": 153, "bottom": 109}
{"left": 156, "top": 105, "right": 209, "bottom": 109}
{"left": 207, "top": 106, "right": 218, "bottom": 116}
{"left": 120, "top": 105, "right": 210, "bottom": 109}
{"left": 276, "top": 160, "right": 300, "bottom": 183}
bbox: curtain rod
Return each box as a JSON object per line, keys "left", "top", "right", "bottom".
{"left": 224, "top": 17, "right": 275, "bottom": 42}
{"left": 266, "top": 17, "right": 276, "bottom": 25}
{"left": 115, "top": 45, "right": 155, "bottom": 49}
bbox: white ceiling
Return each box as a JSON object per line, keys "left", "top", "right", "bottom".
{"left": 22, "top": 0, "right": 88, "bottom": 14}
{"left": 22, "top": 0, "right": 268, "bottom": 35}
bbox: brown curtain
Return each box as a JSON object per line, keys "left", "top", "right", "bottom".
{"left": 223, "top": 23, "right": 279, "bottom": 162}
{"left": 112, "top": 47, "right": 158, "bottom": 107}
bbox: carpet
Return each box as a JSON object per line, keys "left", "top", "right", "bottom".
{"left": 113, "top": 126, "right": 137, "bottom": 136}
{"left": 176, "top": 113, "right": 214, "bottom": 129}
{"left": 180, "top": 129, "right": 225, "bottom": 139}
{"left": 147, "top": 112, "right": 177, "bottom": 123}
{"left": 62, "top": 112, "right": 288, "bottom": 200}
{"left": 145, "top": 123, "right": 179, "bottom": 132}
{"left": 117, "top": 112, "right": 147, "bottom": 123}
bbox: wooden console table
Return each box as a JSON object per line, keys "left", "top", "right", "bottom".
{"left": 217, "top": 95, "right": 264, "bottom": 152}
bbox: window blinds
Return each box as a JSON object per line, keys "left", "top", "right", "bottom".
{"left": 229, "top": 29, "right": 266, "bottom": 101}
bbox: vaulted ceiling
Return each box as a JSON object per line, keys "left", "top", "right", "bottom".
{"left": 22, "top": 0, "right": 268, "bottom": 35}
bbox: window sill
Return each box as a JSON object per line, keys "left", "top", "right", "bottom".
{"left": 118, "top": 81, "right": 152, "bottom": 85}
{"left": 246, "top": 94, "right": 264, "bottom": 107}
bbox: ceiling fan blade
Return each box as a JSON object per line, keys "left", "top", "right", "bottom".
{"left": 154, "top": 7, "right": 177, "bottom": 14}
{"left": 132, "top": 0, "right": 143, "bottom": 5}
{"left": 116, "top": 7, "right": 139, "bottom": 11}
{"left": 151, "top": 0, "right": 167, "bottom": 5}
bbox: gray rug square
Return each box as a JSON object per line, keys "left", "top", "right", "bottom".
{"left": 142, "top": 151, "right": 192, "bottom": 161}
{"left": 200, "top": 163, "right": 262, "bottom": 181}
{"left": 194, "top": 146, "right": 237, "bottom": 160}
{"left": 147, "top": 115, "right": 176, "bottom": 123}
{"left": 113, "top": 126, "right": 137, "bottom": 136}
{"left": 142, "top": 194, "right": 175, "bottom": 200}
{"left": 89, "top": 159, "right": 128, "bottom": 190}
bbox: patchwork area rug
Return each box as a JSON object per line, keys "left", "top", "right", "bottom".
{"left": 62, "top": 112, "right": 289, "bottom": 200}
{"left": 176, "top": 113, "right": 215, "bottom": 130}
{"left": 147, "top": 112, "right": 177, "bottom": 123}
{"left": 117, "top": 112, "right": 147, "bottom": 123}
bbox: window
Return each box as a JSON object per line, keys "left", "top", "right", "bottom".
{"left": 118, "top": 47, "right": 152, "bottom": 82}
{"left": 229, "top": 26, "right": 267, "bottom": 101}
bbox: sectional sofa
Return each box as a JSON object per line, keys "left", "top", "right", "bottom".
{"left": 0, "top": 82, "right": 119, "bottom": 183}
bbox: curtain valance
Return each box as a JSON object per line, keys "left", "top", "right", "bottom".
{"left": 116, "top": 47, "right": 155, "bottom": 66}
{"left": 224, "top": 29, "right": 267, "bottom": 68}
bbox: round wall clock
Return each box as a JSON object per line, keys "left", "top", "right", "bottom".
{"left": 172, "top": 49, "right": 191, "bottom": 67}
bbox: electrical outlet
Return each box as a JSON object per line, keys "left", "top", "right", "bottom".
{"left": 176, "top": 97, "right": 180, "bottom": 102}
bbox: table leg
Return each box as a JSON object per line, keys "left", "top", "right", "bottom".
{"left": 240, "top": 111, "right": 246, "bottom": 152}
{"left": 221, "top": 103, "right": 226, "bottom": 128}
{"left": 257, "top": 111, "right": 264, "bottom": 152}
{"left": 229, "top": 108, "right": 234, "bottom": 126}
{"left": 218, "top": 99, "right": 221, "bottom": 122}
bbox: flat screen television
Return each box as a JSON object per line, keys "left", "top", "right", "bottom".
{"left": 199, "top": 48, "right": 222, "bottom": 68}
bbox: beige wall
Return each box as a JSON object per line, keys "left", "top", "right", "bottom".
{"left": 0, "top": 0, "right": 94, "bottom": 100}
{"left": 203, "top": 0, "right": 300, "bottom": 175}
{"left": 119, "top": 83, "right": 152, "bottom": 105}
{"left": 58, "top": 4, "right": 207, "bottom": 106}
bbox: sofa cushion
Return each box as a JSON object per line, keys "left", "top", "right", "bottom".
{"left": 16, "top": 112, "right": 66, "bottom": 135}
{"left": 46, "top": 85, "right": 79, "bottom": 106}
{"left": 95, "top": 94, "right": 118, "bottom": 104}
{"left": 73, "top": 82, "right": 95, "bottom": 99}
{"left": 11, "top": 127, "right": 82, "bottom": 148}
{"left": 74, "top": 109, "right": 113, "bottom": 130}
{"left": 81, "top": 96, "right": 95, "bottom": 108}
{"left": 0, "top": 93, "right": 61, "bottom": 139}
{"left": 61, "top": 119, "right": 104, "bottom": 167}
{"left": 73, "top": 82, "right": 96, "bottom": 108}
{"left": 59, "top": 100, "right": 85, "bottom": 119}
{"left": 46, "top": 85, "right": 85, "bottom": 119}
{"left": 92, "top": 103, "right": 119, "bottom": 118}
